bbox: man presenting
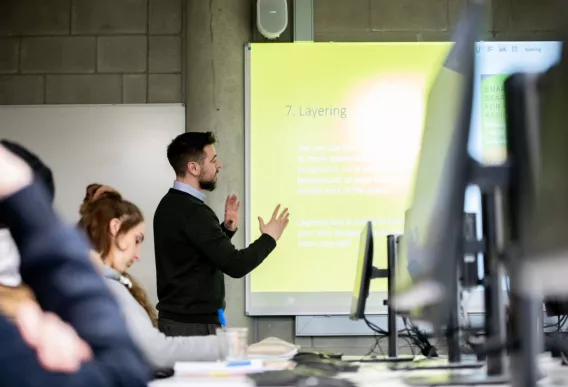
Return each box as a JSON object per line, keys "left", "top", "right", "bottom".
{"left": 154, "top": 132, "right": 289, "bottom": 336}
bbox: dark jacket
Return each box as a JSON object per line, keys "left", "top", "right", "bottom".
{"left": 0, "top": 181, "right": 150, "bottom": 387}
{"left": 153, "top": 188, "right": 276, "bottom": 323}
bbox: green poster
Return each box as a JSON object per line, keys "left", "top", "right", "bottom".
{"left": 480, "top": 74, "right": 509, "bottom": 164}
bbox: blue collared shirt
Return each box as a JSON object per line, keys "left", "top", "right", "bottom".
{"left": 172, "top": 181, "right": 206, "bottom": 201}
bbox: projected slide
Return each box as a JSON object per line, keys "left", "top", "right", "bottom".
{"left": 245, "top": 41, "right": 562, "bottom": 316}
{"left": 246, "top": 43, "right": 450, "bottom": 315}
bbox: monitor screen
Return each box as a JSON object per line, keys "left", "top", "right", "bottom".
{"left": 394, "top": 1, "right": 483, "bottom": 319}
{"left": 521, "top": 43, "right": 568, "bottom": 296}
{"left": 349, "top": 221, "right": 373, "bottom": 320}
{"left": 462, "top": 41, "right": 562, "bottom": 314}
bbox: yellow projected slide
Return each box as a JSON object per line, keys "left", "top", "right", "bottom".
{"left": 248, "top": 43, "right": 451, "bottom": 293}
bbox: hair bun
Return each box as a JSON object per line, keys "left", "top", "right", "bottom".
{"left": 98, "top": 190, "right": 122, "bottom": 201}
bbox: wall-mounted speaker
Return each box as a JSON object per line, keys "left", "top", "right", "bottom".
{"left": 257, "top": 0, "right": 288, "bottom": 39}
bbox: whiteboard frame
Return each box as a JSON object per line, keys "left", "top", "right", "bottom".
{"left": 244, "top": 44, "right": 253, "bottom": 315}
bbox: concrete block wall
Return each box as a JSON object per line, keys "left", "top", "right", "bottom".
{"left": 314, "top": 0, "right": 562, "bottom": 43}
{"left": 0, "top": 0, "right": 183, "bottom": 105}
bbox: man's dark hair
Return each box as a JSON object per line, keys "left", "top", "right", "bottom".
{"left": 166, "top": 131, "right": 216, "bottom": 177}
{"left": 1, "top": 139, "right": 55, "bottom": 203}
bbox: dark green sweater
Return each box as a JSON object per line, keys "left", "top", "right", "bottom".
{"left": 153, "top": 189, "right": 276, "bottom": 323}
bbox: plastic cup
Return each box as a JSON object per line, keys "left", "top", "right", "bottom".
{"left": 216, "top": 327, "right": 249, "bottom": 361}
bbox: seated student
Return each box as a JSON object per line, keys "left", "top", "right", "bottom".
{"left": 79, "top": 190, "right": 221, "bottom": 369}
{"left": 0, "top": 143, "right": 149, "bottom": 386}
{"left": 0, "top": 140, "right": 53, "bottom": 319}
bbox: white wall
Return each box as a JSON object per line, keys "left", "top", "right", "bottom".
{"left": 0, "top": 104, "right": 185, "bottom": 305}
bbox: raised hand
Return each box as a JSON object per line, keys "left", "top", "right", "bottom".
{"left": 224, "top": 194, "right": 240, "bottom": 231}
{"left": 258, "top": 204, "right": 290, "bottom": 241}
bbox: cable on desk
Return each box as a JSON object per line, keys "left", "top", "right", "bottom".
{"left": 363, "top": 316, "right": 387, "bottom": 356}
{"left": 401, "top": 317, "right": 438, "bottom": 357}
{"left": 361, "top": 315, "right": 437, "bottom": 358}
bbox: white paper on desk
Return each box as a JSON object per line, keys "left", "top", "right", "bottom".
{"left": 247, "top": 351, "right": 298, "bottom": 360}
{"left": 247, "top": 337, "right": 300, "bottom": 360}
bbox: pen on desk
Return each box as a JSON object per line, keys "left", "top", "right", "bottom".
{"left": 226, "top": 361, "right": 252, "bottom": 367}
{"left": 218, "top": 308, "right": 226, "bottom": 327}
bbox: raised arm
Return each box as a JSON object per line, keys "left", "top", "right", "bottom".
{"left": 184, "top": 205, "right": 289, "bottom": 278}
{"left": 220, "top": 221, "right": 237, "bottom": 239}
{"left": 186, "top": 206, "right": 275, "bottom": 278}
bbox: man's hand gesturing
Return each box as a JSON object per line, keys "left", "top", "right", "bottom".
{"left": 258, "top": 205, "right": 289, "bottom": 241}
{"left": 223, "top": 194, "right": 240, "bottom": 231}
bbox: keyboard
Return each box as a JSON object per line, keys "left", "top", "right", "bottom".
{"left": 248, "top": 370, "right": 357, "bottom": 387}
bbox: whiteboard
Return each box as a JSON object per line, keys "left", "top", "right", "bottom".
{"left": 0, "top": 104, "right": 185, "bottom": 305}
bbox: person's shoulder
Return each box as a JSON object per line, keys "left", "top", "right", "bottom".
{"left": 104, "top": 277, "right": 122, "bottom": 290}
{"left": 156, "top": 189, "right": 176, "bottom": 206}
{"left": 104, "top": 278, "right": 131, "bottom": 302}
{"left": 155, "top": 190, "right": 186, "bottom": 218}
{"left": 157, "top": 189, "right": 202, "bottom": 210}
{"left": 185, "top": 199, "right": 216, "bottom": 221}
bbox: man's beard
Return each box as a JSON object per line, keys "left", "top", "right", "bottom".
{"left": 199, "top": 174, "right": 217, "bottom": 191}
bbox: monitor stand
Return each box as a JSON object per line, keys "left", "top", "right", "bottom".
{"left": 379, "top": 233, "right": 483, "bottom": 371}
{"left": 359, "top": 236, "right": 414, "bottom": 364}
{"left": 368, "top": 236, "right": 441, "bottom": 365}
{"left": 387, "top": 326, "right": 485, "bottom": 372}
{"left": 401, "top": 180, "right": 510, "bottom": 386}
{"left": 391, "top": 230, "right": 484, "bottom": 375}
{"left": 387, "top": 317, "right": 484, "bottom": 372}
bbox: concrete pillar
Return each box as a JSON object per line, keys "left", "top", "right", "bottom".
{"left": 185, "top": 0, "right": 254, "bottom": 334}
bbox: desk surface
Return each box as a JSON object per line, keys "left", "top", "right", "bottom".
{"left": 149, "top": 355, "right": 568, "bottom": 387}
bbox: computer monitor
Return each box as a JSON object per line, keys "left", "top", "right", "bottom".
{"left": 394, "top": 0, "right": 484, "bottom": 325}
{"left": 504, "top": 70, "right": 568, "bottom": 313}
{"left": 349, "top": 221, "right": 373, "bottom": 320}
{"left": 520, "top": 44, "right": 568, "bottom": 298}
{"left": 501, "top": 65, "right": 563, "bottom": 387}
